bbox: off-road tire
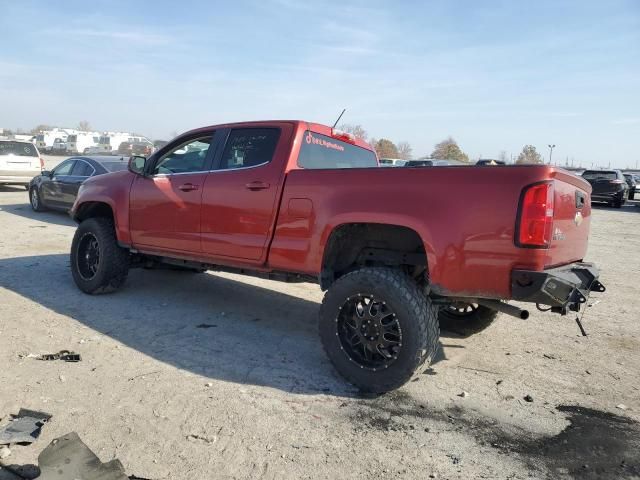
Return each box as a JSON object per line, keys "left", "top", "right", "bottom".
{"left": 29, "top": 187, "right": 46, "bottom": 212}
{"left": 613, "top": 199, "right": 623, "bottom": 208}
{"left": 71, "top": 217, "right": 129, "bottom": 294}
{"left": 438, "top": 303, "right": 499, "bottom": 336}
{"left": 319, "top": 267, "right": 440, "bottom": 393}
{"left": 629, "top": 191, "right": 635, "bottom": 200}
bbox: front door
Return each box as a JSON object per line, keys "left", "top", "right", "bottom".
{"left": 41, "top": 159, "right": 76, "bottom": 208}
{"left": 201, "top": 126, "right": 290, "bottom": 261}
{"left": 129, "top": 134, "right": 216, "bottom": 253}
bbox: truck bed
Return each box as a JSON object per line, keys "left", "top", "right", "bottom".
{"left": 268, "top": 164, "right": 592, "bottom": 299}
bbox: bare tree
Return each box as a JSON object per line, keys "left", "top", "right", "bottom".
{"left": 397, "top": 141, "right": 413, "bottom": 160}
{"left": 338, "top": 124, "right": 368, "bottom": 141}
{"left": 516, "top": 145, "right": 543, "bottom": 164}
{"left": 77, "top": 120, "right": 92, "bottom": 131}
{"left": 498, "top": 151, "right": 509, "bottom": 163}
{"left": 30, "top": 124, "right": 52, "bottom": 134}
{"left": 431, "top": 137, "right": 470, "bottom": 163}
{"left": 374, "top": 139, "right": 399, "bottom": 158}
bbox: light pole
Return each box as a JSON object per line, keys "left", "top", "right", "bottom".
{"left": 548, "top": 144, "right": 556, "bottom": 165}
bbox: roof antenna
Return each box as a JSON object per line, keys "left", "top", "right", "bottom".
{"left": 332, "top": 108, "right": 346, "bottom": 129}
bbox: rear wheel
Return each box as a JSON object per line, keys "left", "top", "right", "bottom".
{"left": 29, "top": 187, "right": 46, "bottom": 212}
{"left": 71, "top": 217, "right": 130, "bottom": 294}
{"left": 613, "top": 198, "right": 624, "bottom": 208}
{"left": 319, "top": 267, "right": 439, "bottom": 393}
{"left": 438, "top": 302, "right": 498, "bottom": 336}
{"left": 629, "top": 190, "right": 635, "bottom": 200}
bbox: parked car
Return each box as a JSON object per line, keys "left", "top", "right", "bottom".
{"left": 69, "top": 120, "right": 603, "bottom": 393}
{"left": 28, "top": 156, "right": 128, "bottom": 212}
{"left": 0, "top": 140, "right": 43, "bottom": 189}
{"left": 52, "top": 137, "right": 69, "bottom": 155}
{"left": 379, "top": 158, "right": 407, "bottom": 167}
{"left": 117, "top": 140, "right": 153, "bottom": 156}
{"left": 404, "top": 160, "right": 433, "bottom": 167}
{"left": 623, "top": 173, "right": 638, "bottom": 200}
{"left": 476, "top": 159, "right": 506, "bottom": 166}
{"left": 581, "top": 169, "right": 628, "bottom": 208}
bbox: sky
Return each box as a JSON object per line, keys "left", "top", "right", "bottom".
{"left": 1, "top": 0, "right": 638, "bottom": 167}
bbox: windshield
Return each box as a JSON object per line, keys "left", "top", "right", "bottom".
{"left": 582, "top": 171, "right": 617, "bottom": 181}
{"left": 68, "top": 135, "right": 77, "bottom": 142}
{"left": 297, "top": 131, "right": 377, "bottom": 169}
{"left": 0, "top": 141, "right": 38, "bottom": 157}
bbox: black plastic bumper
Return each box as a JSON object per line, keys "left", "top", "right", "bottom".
{"left": 512, "top": 262, "right": 605, "bottom": 314}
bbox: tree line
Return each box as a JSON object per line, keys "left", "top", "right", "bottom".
{"left": 339, "top": 124, "right": 545, "bottom": 164}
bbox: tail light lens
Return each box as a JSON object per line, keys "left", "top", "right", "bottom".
{"left": 331, "top": 129, "right": 356, "bottom": 144}
{"left": 517, "top": 182, "right": 554, "bottom": 248}
{"left": 39, "top": 157, "right": 44, "bottom": 170}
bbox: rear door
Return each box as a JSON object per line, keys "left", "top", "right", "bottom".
{"left": 63, "top": 159, "right": 96, "bottom": 208}
{"left": 200, "top": 126, "right": 292, "bottom": 261}
{"left": 129, "top": 132, "right": 218, "bottom": 252}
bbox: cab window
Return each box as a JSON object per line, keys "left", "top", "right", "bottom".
{"left": 153, "top": 136, "right": 213, "bottom": 175}
{"left": 219, "top": 128, "right": 280, "bottom": 170}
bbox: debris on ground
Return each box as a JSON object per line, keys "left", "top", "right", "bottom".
{"left": 37, "top": 432, "right": 129, "bottom": 480}
{"left": 616, "top": 404, "right": 628, "bottom": 410}
{"left": 0, "top": 409, "right": 51, "bottom": 445}
{"left": 458, "top": 391, "right": 469, "bottom": 398}
{"left": 523, "top": 395, "right": 534, "bottom": 403}
{"left": 0, "top": 446, "right": 10, "bottom": 459}
{"left": 39, "top": 350, "right": 82, "bottom": 362}
{"left": 195, "top": 323, "right": 217, "bottom": 329}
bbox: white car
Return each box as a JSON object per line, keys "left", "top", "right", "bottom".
{"left": 0, "top": 140, "right": 43, "bottom": 189}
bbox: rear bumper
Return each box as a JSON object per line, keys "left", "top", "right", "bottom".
{"left": 511, "top": 262, "right": 605, "bottom": 314}
{"left": 0, "top": 172, "right": 38, "bottom": 184}
{"left": 592, "top": 190, "right": 625, "bottom": 202}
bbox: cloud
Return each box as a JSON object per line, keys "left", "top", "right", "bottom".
{"left": 46, "top": 28, "right": 172, "bottom": 46}
{"left": 611, "top": 118, "right": 640, "bottom": 125}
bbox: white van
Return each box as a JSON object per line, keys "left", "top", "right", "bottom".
{"left": 35, "top": 130, "right": 68, "bottom": 153}
{"left": 67, "top": 132, "right": 101, "bottom": 154}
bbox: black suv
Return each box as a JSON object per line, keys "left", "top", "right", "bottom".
{"left": 623, "top": 173, "right": 638, "bottom": 200}
{"left": 581, "top": 170, "right": 629, "bottom": 208}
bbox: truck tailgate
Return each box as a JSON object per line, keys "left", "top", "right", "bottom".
{"left": 547, "top": 169, "right": 592, "bottom": 268}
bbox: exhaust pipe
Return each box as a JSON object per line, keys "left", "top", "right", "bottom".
{"left": 477, "top": 299, "right": 529, "bottom": 320}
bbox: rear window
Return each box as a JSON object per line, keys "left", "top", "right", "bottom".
{"left": 582, "top": 171, "right": 617, "bottom": 181}
{"left": 0, "top": 141, "right": 38, "bottom": 157}
{"left": 68, "top": 135, "right": 77, "bottom": 142}
{"left": 219, "top": 128, "right": 280, "bottom": 170}
{"left": 99, "top": 136, "right": 111, "bottom": 145}
{"left": 298, "top": 131, "right": 377, "bottom": 169}
{"left": 101, "top": 162, "right": 129, "bottom": 172}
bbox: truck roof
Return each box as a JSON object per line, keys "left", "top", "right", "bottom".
{"left": 181, "top": 120, "right": 374, "bottom": 152}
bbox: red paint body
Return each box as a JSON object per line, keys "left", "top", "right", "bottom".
{"left": 72, "top": 120, "right": 593, "bottom": 300}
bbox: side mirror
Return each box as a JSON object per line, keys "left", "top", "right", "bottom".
{"left": 41, "top": 170, "right": 52, "bottom": 177}
{"left": 128, "top": 155, "right": 147, "bottom": 176}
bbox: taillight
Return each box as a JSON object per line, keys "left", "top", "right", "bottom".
{"left": 517, "top": 182, "right": 554, "bottom": 248}
{"left": 39, "top": 157, "right": 44, "bottom": 170}
{"left": 331, "top": 128, "right": 356, "bottom": 144}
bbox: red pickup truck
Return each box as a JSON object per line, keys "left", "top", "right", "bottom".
{"left": 70, "top": 120, "right": 604, "bottom": 393}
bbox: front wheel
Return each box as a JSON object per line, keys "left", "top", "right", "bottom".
{"left": 70, "top": 217, "right": 130, "bottom": 294}
{"left": 629, "top": 190, "right": 635, "bottom": 200}
{"left": 30, "top": 187, "right": 46, "bottom": 212}
{"left": 319, "top": 267, "right": 440, "bottom": 393}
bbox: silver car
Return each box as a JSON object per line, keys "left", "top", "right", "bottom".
{"left": 0, "top": 140, "right": 43, "bottom": 189}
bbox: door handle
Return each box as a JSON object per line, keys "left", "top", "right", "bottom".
{"left": 245, "top": 181, "right": 270, "bottom": 191}
{"left": 178, "top": 183, "right": 199, "bottom": 192}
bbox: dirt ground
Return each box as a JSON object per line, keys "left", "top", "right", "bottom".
{"left": 0, "top": 172, "right": 639, "bottom": 479}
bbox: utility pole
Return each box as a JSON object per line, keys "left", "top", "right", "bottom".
{"left": 548, "top": 144, "right": 556, "bottom": 165}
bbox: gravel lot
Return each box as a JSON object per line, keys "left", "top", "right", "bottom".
{"left": 0, "top": 172, "right": 639, "bottom": 479}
